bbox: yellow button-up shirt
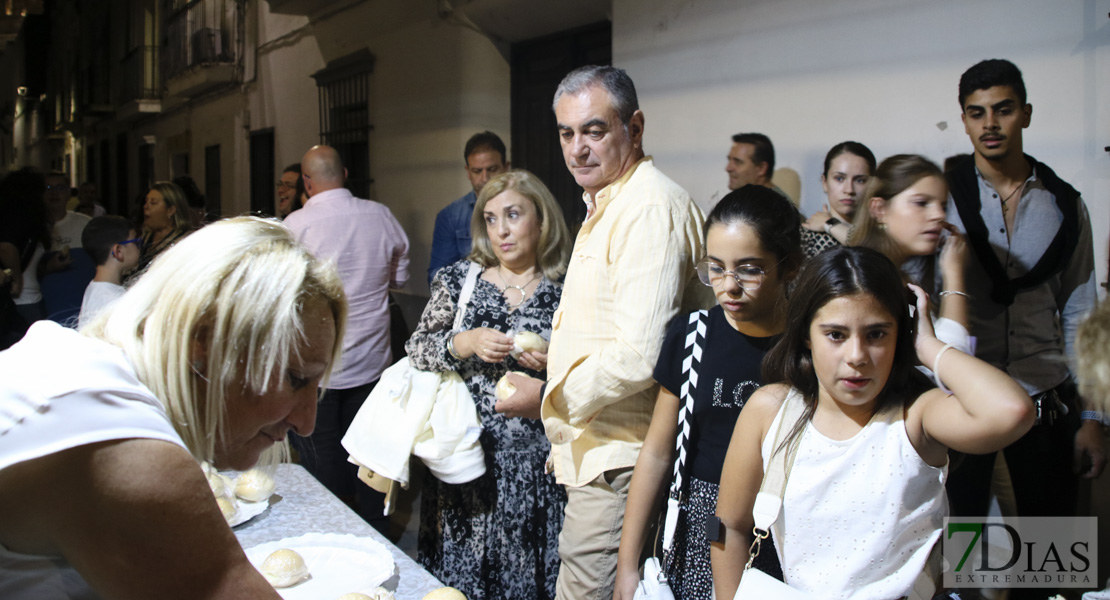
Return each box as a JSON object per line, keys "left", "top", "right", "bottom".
{"left": 542, "top": 157, "right": 711, "bottom": 487}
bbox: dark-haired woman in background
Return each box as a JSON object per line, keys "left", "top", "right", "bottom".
{"left": 801, "top": 141, "right": 876, "bottom": 259}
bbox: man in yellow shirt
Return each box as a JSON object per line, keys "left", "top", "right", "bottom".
{"left": 504, "top": 64, "right": 708, "bottom": 599}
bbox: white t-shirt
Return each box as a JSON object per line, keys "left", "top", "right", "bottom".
{"left": 13, "top": 244, "right": 44, "bottom": 305}
{"left": 0, "top": 321, "right": 186, "bottom": 599}
{"left": 51, "top": 211, "right": 91, "bottom": 251}
{"left": 78, "top": 281, "right": 125, "bottom": 329}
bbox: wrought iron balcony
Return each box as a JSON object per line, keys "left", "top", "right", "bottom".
{"left": 163, "top": 0, "right": 240, "bottom": 97}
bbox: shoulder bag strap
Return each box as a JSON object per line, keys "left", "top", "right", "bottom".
{"left": 660, "top": 309, "right": 708, "bottom": 553}
{"left": 452, "top": 262, "right": 482, "bottom": 331}
{"left": 746, "top": 391, "right": 805, "bottom": 568}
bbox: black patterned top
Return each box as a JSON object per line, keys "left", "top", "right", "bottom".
{"left": 800, "top": 226, "right": 841, "bottom": 259}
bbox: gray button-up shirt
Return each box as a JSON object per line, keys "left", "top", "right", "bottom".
{"left": 946, "top": 165, "right": 1097, "bottom": 395}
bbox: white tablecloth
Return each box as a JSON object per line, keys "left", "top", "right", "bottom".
{"left": 232, "top": 463, "right": 442, "bottom": 600}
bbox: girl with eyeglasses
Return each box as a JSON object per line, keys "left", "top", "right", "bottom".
{"left": 614, "top": 184, "right": 801, "bottom": 600}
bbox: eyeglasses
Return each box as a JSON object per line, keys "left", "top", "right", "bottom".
{"left": 119, "top": 237, "right": 143, "bottom": 251}
{"left": 276, "top": 181, "right": 296, "bottom": 191}
{"left": 696, "top": 260, "right": 768, "bottom": 290}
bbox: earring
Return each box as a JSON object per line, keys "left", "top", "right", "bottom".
{"left": 878, "top": 221, "right": 886, "bottom": 230}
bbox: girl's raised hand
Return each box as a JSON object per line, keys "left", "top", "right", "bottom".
{"left": 938, "top": 222, "right": 968, "bottom": 281}
{"left": 907, "top": 283, "right": 938, "bottom": 361}
{"left": 802, "top": 204, "right": 834, "bottom": 232}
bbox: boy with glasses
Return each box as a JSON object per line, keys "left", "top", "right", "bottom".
{"left": 78, "top": 216, "right": 141, "bottom": 329}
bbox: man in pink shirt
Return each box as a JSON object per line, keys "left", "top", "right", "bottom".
{"left": 285, "top": 145, "right": 410, "bottom": 529}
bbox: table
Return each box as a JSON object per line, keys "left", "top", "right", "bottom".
{"left": 233, "top": 463, "right": 443, "bottom": 600}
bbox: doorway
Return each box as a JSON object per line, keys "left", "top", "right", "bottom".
{"left": 511, "top": 22, "right": 611, "bottom": 231}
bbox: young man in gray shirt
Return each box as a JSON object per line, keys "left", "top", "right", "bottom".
{"left": 944, "top": 59, "right": 1104, "bottom": 531}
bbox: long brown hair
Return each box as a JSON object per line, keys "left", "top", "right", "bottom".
{"left": 762, "top": 246, "right": 929, "bottom": 451}
{"left": 847, "top": 154, "right": 943, "bottom": 258}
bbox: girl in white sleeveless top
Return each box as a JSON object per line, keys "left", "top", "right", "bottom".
{"left": 711, "top": 246, "right": 1035, "bottom": 599}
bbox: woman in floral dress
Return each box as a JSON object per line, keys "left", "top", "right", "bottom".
{"left": 406, "top": 170, "right": 572, "bottom": 599}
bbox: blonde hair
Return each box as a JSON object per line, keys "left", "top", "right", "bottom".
{"left": 848, "top": 154, "right": 943, "bottom": 260}
{"left": 84, "top": 216, "right": 347, "bottom": 466}
{"left": 468, "top": 170, "right": 572, "bottom": 280}
{"left": 1077, "top": 302, "right": 1110, "bottom": 412}
{"left": 148, "top": 181, "right": 197, "bottom": 233}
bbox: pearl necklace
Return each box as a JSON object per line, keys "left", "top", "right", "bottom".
{"left": 496, "top": 266, "right": 541, "bottom": 309}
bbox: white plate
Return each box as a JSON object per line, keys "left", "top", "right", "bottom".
{"left": 244, "top": 533, "right": 396, "bottom": 599}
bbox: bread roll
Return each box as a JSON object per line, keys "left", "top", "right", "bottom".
{"left": 207, "top": 472, "right": 234, "bottom": 499}
{"left": 261, "top": 548, "right": 310, "bottom": 588}
{"left": 510, "top": 331, "right": 548, "bottom": 358}
{"left": 235, "top": 469, "right": 276, "bottom": 503}
{"left": 495, "top": 372, "right": 530, "bottom": 402}
{"left": 216, "top": 496, "right": 239, "bottom": 524}
{"left": 422, "top": 587, "right": 467, "bottom": 600}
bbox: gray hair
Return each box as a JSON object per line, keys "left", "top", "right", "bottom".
{"left": 552, "top": 65, "right": 639, "bottom": 124}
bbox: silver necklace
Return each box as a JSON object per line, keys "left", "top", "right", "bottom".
{"left": 496, "top": 266, "right": 541, "bottom": 309}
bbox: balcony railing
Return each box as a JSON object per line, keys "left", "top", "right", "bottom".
{"left": 163, "top": 0, "right": 240, "bottom": 82}
{"left": 122, "top": 44, "right": 161, "bottom": 102}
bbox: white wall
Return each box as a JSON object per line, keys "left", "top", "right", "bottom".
{"left": 311, "top": 2, "right": 511, "bottom": 295}
{"left": 613, "top": 0, "right": 1110, "bottom": 295}
{"left": 252, "top": 8, "right": 324, "bottom": 174}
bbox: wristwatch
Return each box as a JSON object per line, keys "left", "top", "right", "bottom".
{"left": 705, "top": 514, "right": 724, "bottom": 542}
{"left": 823, "top": 217, "right": 842, "bottom": 235}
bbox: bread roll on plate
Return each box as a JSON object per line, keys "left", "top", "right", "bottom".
{"left": 261, "top": 548, "right": 311, "bottom": 588}
{"left": 216, "top": 497, "right": 239, "bottom": 524}
{"left": 236, "top": 468, "right": 276, "bottom": 503}
{"left": 207, "top": 472, "right": 234, "bottom": 500}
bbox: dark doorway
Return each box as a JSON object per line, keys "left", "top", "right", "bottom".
{"left": 511, "top": 22, "right": 611, "bottom": 231}
{"left": 249, "top": 129, "right": 275, "bottom": 215}
{"left": 204, "top": 144, "right": 221, "bottom": 217}
{"left": 116, "top": 133, "right": 129, "bottom": 217}
{"left": 99, "top": 139, "right": 110, "bottom": 214}
{"left": 137, "top": 143, "right": 153, "bottom": 191}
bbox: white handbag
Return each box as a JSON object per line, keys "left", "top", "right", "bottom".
{"left": 634, "top": 555, "right": 675, "bottom": 600}
{"left": 343, "top": 263, "right": 485, "bottom": 512}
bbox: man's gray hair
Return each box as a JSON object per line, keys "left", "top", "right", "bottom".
{"left": 552, "top": 65, "right": 639, "bottom": 124}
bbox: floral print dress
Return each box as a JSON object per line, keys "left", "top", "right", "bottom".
{"left": 405, "top": 260, "right": 566, "bottom": 600}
